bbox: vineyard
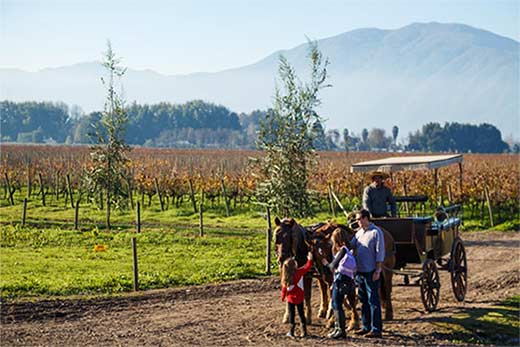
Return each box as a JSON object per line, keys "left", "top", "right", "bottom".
{"left": 0, "top": 144, "right": 518, "bottom": 229}
{"left": 1, "top": 144, "right": 519, "bottom": 299}
{"left": 1, "top": 145, "right": 519, "bottom": 346}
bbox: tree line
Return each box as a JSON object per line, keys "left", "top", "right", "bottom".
{"left": 0, "top": 100, "right": 515, "bottom": 153}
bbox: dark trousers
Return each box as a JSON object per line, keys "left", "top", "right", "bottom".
{"left": 331, "top": 273, "right": 354, "bottom": 330}
{"left": 356, "top": 271, "right": 382, "bottom": 333}
{"left": 288, "top": 302, "right": 306, "bottom": 325}
{"left": 331, "top": 273, "right": 354, "bottom": 310}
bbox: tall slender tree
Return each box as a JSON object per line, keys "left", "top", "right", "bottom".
{"left": 342, "top": 128, "right": 349, "bottom": 152}
{"left": 256, "top": 41, "right": 330, "bottom": 217}
{"left": 392, "top": 125, "right": 399, "bottom": 148}
{"left": 87, "top": 41, "right": 131, "bottom": 230}
{"left": 361, "top": 128, "right": 369, "bottom": 150}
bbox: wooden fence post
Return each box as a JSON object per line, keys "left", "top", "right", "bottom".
{"left": 266, "top": 206, "right": 272, "bottom": 275}
{"left": 326, "top": 185, "right": 334, "bottom": 215}
{"left": 74, "top": 200, "right": 80, "bottom": 230}
{"left": 55, "top": 171, "right": 60, "bottom": 202}
{"left": 330, "top": 189, "right": 349, "bottom": 219}
{"left": 484, "top": 185, "right": 494, "bottom": 227}
{"left": 38, "top": 173, "right": 46, "bottom": 207}
{"left": 199, "top": 203, "right": 204, "bottom": 237}
{"left": 328, "top": 183, "right": 337, "bottom": 218}
{"left": 132, "top": 237, "right": 139, "bottom": 291}
{"left": 26, "top": 162, "right": 32, "bottom": 198}
{"left": 66, "top": 174, "right": 74, "bottom": 208}
{"left": 154, "top": 178, "right": 164, "bottom": 211}
{"left": 5, "top": 172, "right": 14, "bottom": 206}
{"left": 136, "top": 201, "right": 141, "bottom": 233}
{"left": 22, "top": 198, "right": 27, "bottom": 226}
{"left": 221, "top": 178, "right": 230, "bottom": 217}
{"left": 127, "top": 176, "right": 134, "bottom": 211}
{"left": 188, "top": 179, "right": 197, "bottom": 213}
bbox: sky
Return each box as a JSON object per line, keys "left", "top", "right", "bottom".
{"left": 1, "top": 0, "right": 519, "bottom": 75}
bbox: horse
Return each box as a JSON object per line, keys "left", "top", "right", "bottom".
{"left": 310, "top": 222, "right": 360, "bottom": 330}
{"left": 315, "top": 219, "right": 397, "bottom": 321}
{"left": 274, "top": 217, "right": 331, "bottom": 325}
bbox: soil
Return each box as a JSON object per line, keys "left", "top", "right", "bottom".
{"left": 1, "top": 231, "right": 519, "bottom": 347}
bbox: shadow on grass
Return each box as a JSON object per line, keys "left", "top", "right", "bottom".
{"left": 410, "top": 297, "right": 520, "bottom": 346}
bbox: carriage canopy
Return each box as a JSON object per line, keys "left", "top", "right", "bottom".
{"left": 350, "top": 154, "right": 463, "bottom": 173}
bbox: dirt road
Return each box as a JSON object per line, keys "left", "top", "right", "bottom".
{"left": 2, "top": 231, "right": 519, "bottom": 346}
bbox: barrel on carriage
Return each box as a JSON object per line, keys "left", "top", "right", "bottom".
{"left": 351, "top": 154, "right": 468, "bottom": 312}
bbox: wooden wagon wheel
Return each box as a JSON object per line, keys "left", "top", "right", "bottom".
{"left": 420, "top": 259, "right": 440, "bottom": 312}
{"left": 450, "top": 237, "right": 467, "bottom": 302}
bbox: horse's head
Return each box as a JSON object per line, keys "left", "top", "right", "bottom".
{"left": 274, "top": 217, "right": 296, "bottom": 266}
{"left": 306, "top": 222, "right": 333, "bottom": 264}
{"left": 311, "top": 220, "right": 356, "bottom": 256}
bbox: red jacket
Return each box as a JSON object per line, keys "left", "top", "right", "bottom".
{"left": 281, "top": 259, "right": 312, "bottom": 304}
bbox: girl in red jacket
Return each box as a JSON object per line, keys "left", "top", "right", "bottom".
{"left": 281, "top": 252, "right": 313, "bottom": 338}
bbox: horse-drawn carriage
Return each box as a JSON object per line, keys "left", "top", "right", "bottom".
{"left": 350, "top": 154, "right": 468, "bottom": 312}
{"left": 274, "top": 154, "right": 468, "bottom": 327}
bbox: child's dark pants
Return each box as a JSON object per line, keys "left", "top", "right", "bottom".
{"left": 288, "top": 302, "right": 305, "bottom": 325}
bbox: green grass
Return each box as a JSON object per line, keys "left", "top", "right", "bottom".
{"left": 0, "top": 190, "right": 345, "bottom": 233}
{"left": 0, "top": 191, "right": 339, "bottom": 301}
{"left": 0, "top": 193, "right": 343, "bottom": 301}
{"left": 1, "top": 187, "right": 518, "bottom": 230}
{"left": 0, "top": 198, "right": 262, "bottom": 231}
{"left": 0, "top": 224, "right": 273, "bottom": 301}
{"left": 0, "top": 190, "right": 517, "bottom": 302}
{"left": 2, "top": 190, "right": 517, "bottom": 232}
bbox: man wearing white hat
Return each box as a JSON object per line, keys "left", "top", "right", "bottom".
{"left": 362, "top": 171, "right": 396, "bottom": 218}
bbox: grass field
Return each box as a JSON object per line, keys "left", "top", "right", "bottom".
{"left": 1, "top": 185, "right": 517, "bottom": 301}
{"left": 0, "top": 223, "right": 269, "bottom": 300}
{"left": 0, "top": 195, "right": 337, "bottom": 300}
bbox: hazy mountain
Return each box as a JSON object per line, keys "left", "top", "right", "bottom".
{"left": 1, "top": 22, "right": 519, "bottom": 139}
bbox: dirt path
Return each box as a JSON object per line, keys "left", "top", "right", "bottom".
{"left": 2, "top": 231, "right": 519, "bottom": 346}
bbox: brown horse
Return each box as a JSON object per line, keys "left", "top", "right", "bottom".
{"left": 274, "top": 217, "right": 331, "bottom": 325}
{"left": 316, "top": 220, "right": 397, "bottom": 321}
{"left": 309, "top": 222, "right": 360, "bottom": 330}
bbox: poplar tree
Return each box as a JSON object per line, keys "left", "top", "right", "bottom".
{"left": 256, "top": 41, "right": 330, "bottom": 217}
{"left": 87, "top": 41, "right": 131, "bottom": 230}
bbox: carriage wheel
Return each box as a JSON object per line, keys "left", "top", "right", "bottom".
{"left": 450, "top": 238, "right": 467, "bottom": 302}
{"left": 420, "top": 259, "right": 440, "bottom": 312}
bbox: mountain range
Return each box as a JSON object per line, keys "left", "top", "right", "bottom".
{"left": 1, "top": 22, "right": 519, "bottom": 139}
